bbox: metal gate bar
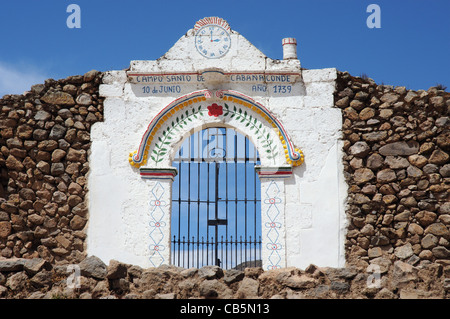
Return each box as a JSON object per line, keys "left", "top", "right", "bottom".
{"left": 171, "top": 127, "right": 261, "bottom": 269}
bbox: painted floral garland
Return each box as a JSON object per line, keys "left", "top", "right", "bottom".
{"left": 222, "top": 103, "right": 278, "bottom": 160}
{"left": 151, "top": 105, "right": 204, "bottom": 164}
{"left": 129, "top": 90, "right": 304, "bottom": 168}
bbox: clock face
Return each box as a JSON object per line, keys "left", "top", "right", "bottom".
{"left": 195, "top": 25, "right": 231, "bottom": 59}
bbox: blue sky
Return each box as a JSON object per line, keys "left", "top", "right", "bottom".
{"left": 0, "top": 0, "right": 449, "bottom": 96}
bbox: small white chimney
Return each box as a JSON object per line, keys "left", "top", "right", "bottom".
{"left": 282, "top": 38, "right": 297, "bottom": 60}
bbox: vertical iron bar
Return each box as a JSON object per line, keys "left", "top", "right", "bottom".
{"left": 182, "top": 236, "right": 185, "bottom": 268}
{"left": 244, "top": 137, "right": 248, "bottom": 265}
{"left": 197, "top": 130, "right": 201, "bottom": 269}
{"left": 214, "top": 161, "right": 219, "bottom": 266}
{"left": 187, "top": 136, "right": 191, "bottom": 268}
{"left": 206, "top": 129, "right": 210, "bottom": 266}
{"left": 254, "top": 145, "right": 257, "bottom": 267}
{"left": 177, "top": 155, "right": 181, "bottom": 267}
{"left": 234, "top": 133, "right": 238, "bottom": 267}
{"left": 225, "top": 129, "right": 229, "bottom": 269}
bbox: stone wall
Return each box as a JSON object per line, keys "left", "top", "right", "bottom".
{"left": 0, "top": 69, "right": 449, "bottom": 299}
{"left": 336, "top": 71, "right": 450, "bottom": 269}
{"left": 0, "top": 256, "right": 448, "bottom": 299}
{"left": 0, "top": 70, "right": 103, "bottom": 264}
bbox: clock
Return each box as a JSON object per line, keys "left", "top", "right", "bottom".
{"left": 195, "top": 23, "right": 231, "bottom": 59}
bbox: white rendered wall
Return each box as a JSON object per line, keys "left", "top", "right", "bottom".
{"left": 87, "top": 19, "right": 347, "bottom": 269}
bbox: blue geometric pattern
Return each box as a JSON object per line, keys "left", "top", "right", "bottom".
{"left": 148, "top": 182, "right": 167, "bottom": 267}
{"left": 264, "top": 180, "right": 283, "bottom": 270}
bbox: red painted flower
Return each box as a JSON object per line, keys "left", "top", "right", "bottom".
{"left": 207, "top": 103, "right": 223, "bottom": 117}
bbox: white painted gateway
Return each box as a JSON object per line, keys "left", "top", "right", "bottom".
{"left": 87, "top": 17, "right": 348, "bottom": 270}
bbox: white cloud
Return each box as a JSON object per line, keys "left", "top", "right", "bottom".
{"left": 0, "top": 62, "right": 49, "bottom": 97}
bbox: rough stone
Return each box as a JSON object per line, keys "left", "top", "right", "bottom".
{"left": 392, "top": 261, "right": 418, "bottom": 288}
{"left": 353, "top": 168, "right": 375, "bottom": 185}
{"left": 79, "top": 256, "right": 107, "bottom": 279}
{"left": 421, "top": 234, "right": 438, "bottom": 249}
{"left": 106, "top": 260, "right": 128, "bottom": 279}
{"left": 350, "top": 141, "right": 370, "bottom": 158}
{"left": 6, "top": 155, "right": 24, "bottom": 171}
{"left": 198, "top": 265, "right": 224, "bottom": 280}
{"left": 199, "top": 279, "right": 231, "bottom": 298}
{"left": 380, "top": 93, "right": 399, "bottom": 105}
{"left": 49, "top": 124, "right": 67, "bottom": 140}
{"left": 432, "top": 246, "right": 450, "bottom": 259}
{"left": 0, "top": 221, "right": 12, "bottom": 239}
{"left": 366, "top": 153, "right": 384, "bottom": 169}
{"left": 6, "top": 272, "right": 28, "bottom": 291}
{"left": 425, "top": 223, "right": 449, "bottom": 236}
{"left": 415, "top": 211, "right": 437, "bottom": 227}
{"left": 394, "top": 243, "right": 414, "bottom": 259}
{"left": 377, "top": 169, "right": 397, "bottom": 183}
{"left": 385, "top": 156, "right": 410, "bottom": 169}
{"left": 0, "top": 259, "right": 24, "bottom": 272}
{"left": 76, "top": 93, "right": 93, "bottom": 106}
{"left": 379, "top": 141, "right": 419, "bottom": 156}
{"left": 363, "top": 131, "right": 388, "bottom": 142}
{"left": 223, "top": 269, "right": 244, "bottom": 285}
{"left": 236, "top": 277, "right": 260, "bottom": 297}
{"left": 34, "top": 110, "right": 51, "bottom": 121}
{"left": 429, "top": 149, "right": 449, "bottom": 165}
{"left": 41, "top": 91, "right": 75, "bottom": 105}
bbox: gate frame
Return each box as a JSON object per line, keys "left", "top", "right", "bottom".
{"left": 134, "top": 90, "right": 302, "bottom": 269}
{"left": 170, "top": 126, "right": 263, "bottom": 270}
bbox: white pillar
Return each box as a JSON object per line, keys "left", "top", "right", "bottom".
{"left": 257, "top": 166, "right": 292, "bottom": 270}
{"left": 140, "top": 168, "right": 177, "bottom": 267}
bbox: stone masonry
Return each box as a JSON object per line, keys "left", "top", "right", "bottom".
{"left": 0, "top": 70, "right": 103, "bottom": 264}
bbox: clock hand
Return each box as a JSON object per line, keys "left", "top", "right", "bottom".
{"left": 213, "top": 39, "right": 220, "bottom": 42}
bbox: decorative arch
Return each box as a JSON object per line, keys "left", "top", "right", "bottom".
{"left": 129, "top": 89, "right": 304, "bottom": 169}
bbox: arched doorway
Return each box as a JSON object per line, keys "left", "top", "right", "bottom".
{"left": 170, "top": 126, "right": 262, "bottom": 269}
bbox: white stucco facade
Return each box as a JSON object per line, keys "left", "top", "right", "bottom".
{"left": 87, "top": 17, "right": 348, "bottom": 269}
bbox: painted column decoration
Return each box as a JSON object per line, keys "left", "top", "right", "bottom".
{"left": 140, "top": 168, "right": 177, "bottom": 267}
{"left": 257, "top": 167, "right": 292, "bottom": 270}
